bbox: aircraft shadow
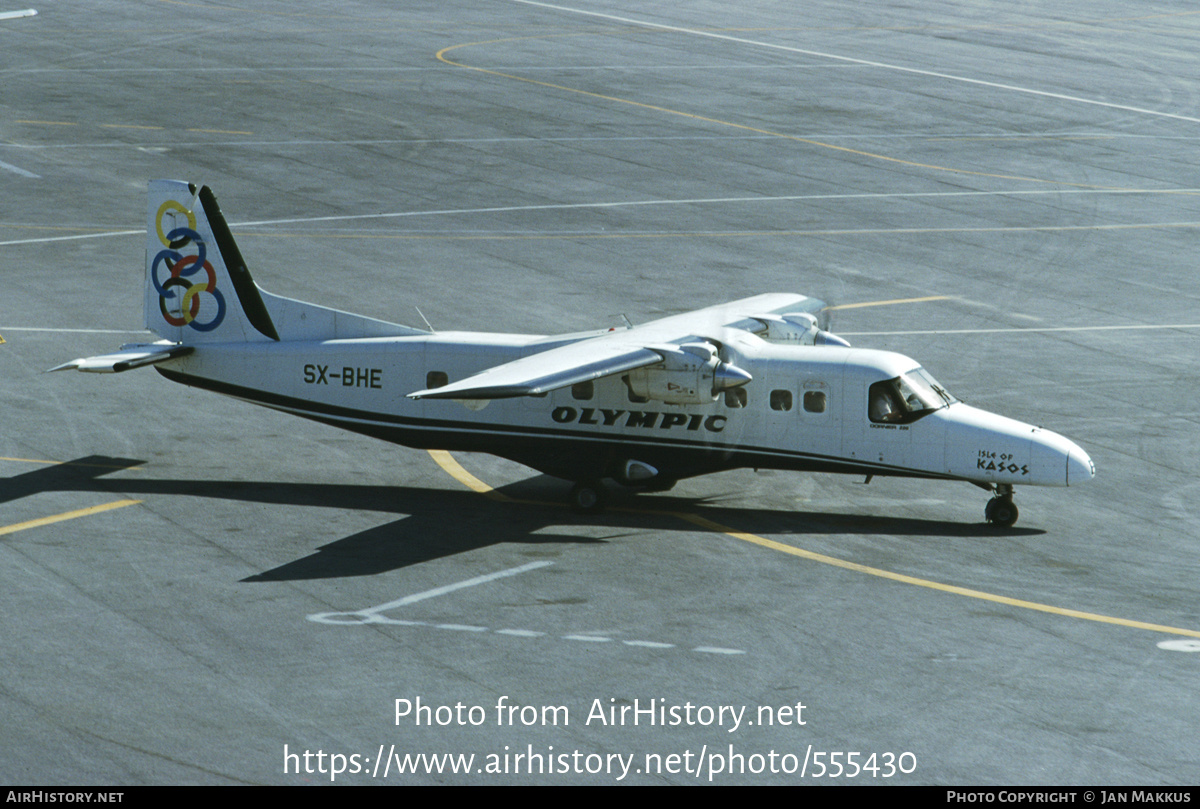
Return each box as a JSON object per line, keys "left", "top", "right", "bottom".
{"left": 5, "top": 455, "right": 1043, "bottom": 581}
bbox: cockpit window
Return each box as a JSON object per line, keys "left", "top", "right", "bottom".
{"left": 868, "top": 368, "right": 956, "bottom": 424}
{"left": 908, "top": 367, "right": 957, "bottom": 406}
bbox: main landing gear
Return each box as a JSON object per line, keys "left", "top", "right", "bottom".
{"left": 569, "top": 480, "right": 606, "bottom": 513}
{"left": 983, "top": 483, "right": 1019, "bottom": 528}
{"left": 567, "top": 475, "right": 678, "bottom": 513}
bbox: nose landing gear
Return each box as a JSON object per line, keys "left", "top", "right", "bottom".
{"left": 984, "top": 484, "right": 1019, "bottom": 527}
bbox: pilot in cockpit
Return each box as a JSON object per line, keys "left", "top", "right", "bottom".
{"left": 870, "top": 385, "right": 901, "bottom": 423}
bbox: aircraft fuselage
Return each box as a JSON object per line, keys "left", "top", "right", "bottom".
{"left": 155, "top": 327, "right": 1092, "bottom": 491}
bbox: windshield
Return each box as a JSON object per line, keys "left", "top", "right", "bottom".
{"left": 868, "top": 368, "right": 956, "bottom": 424}
{"left": 905, "top": 367, "right": 957, "bottom": 407}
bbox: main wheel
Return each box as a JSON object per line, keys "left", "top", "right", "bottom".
{"left": 985, "top": 497, "right": 1019, "bottom": 527}
{"left": 569, "top": 481, "right": 605, "bottom": 513}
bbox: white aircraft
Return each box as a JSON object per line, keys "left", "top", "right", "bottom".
{"left": 54, "top": 180, "right": 1094, "bottom": 526}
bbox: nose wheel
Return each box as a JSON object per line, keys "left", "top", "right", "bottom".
{"left": 984, "top": 484, "right": 1019, "bottom": 527}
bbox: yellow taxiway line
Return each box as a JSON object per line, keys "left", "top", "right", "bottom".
{"left": 427, "top": 450, "right": 1200, "bottom": 641}
{"left": 823, "top": 295, "right": 951, "bottom": 311}
{"left": 0, "top": 456, "right": 140, "bottom": 469}
{"left": 427, "top": 450, "right": 513, "bottom": 502}
{"left": 675, "top": 513, "right": 1200, "bottom": 640}
{"left": 436, "top": 39, "right": 1127, "bottom": 191}
{"left": 0, "top": 500, "right": 142, "bottom": 538}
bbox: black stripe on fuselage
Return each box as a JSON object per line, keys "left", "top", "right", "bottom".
{"left": 155, "top": 367, "right": 962, "bottom": 483}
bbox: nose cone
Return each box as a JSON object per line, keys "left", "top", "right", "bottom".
{"left": 1029, "top": 429, "right": 1095, "bottom": 486}
{"left": 1067, "top": 446, "right": 1095, "bottom": 485}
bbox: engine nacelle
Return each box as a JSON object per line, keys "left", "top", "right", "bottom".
{"left": 753, "top": 312, "right": 851, "bottom": 347}
{"left": 624, "top": 342, "right": 752, "bottom": 405}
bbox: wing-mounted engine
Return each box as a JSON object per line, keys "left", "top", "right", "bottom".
{"left": 624, "top": 342, "right": 752, "bottom": 405}
{"left": 406, "top": 293, "right": 816, "bottom": 402}
{"left": 752, "top": 312, "right": 851, "bottom": 347}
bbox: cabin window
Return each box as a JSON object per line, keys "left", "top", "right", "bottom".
{"left": 426, "top": 371, "right": 448, "bottom": 389}
{"left": 803, "top": 391, "right": 826, "bottom": 413}
{"left": 770, "top": 390, "right": 792, "bottom": 411}
{"left": 572, "top": 381, "right": 594, "bottom": 400}
{"left": 724, "top": 388, "right": 747, "bottom": 408}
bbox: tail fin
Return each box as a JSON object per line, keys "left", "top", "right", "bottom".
{"left": 146, "top": 180, "right": 420, "bottom": 344}
{"left": 147, "top": 180, "right": 279, "bottom": 343}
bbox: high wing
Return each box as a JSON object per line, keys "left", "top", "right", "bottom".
{"left": 407, "top": 293, "right": 821, "bottom": 400}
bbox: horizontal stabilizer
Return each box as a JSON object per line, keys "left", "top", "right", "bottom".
{"left": 49, "top": 343, "right": 193, "bottom": 374}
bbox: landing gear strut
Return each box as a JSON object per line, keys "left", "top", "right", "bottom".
{"left": 984, "top": 484, "right": 1019, "bottom": 527}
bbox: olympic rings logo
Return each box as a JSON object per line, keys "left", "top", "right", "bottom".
{"left": 151, "top": 200, "right": 226, "bottom": 331}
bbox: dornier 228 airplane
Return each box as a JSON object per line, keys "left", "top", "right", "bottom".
{"left": 54, "top": 180, "right": 1094, "bottom": 526}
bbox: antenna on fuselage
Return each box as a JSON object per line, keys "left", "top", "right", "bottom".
{"left": 415, "top": 306, "right": 435, "bottom": 333}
